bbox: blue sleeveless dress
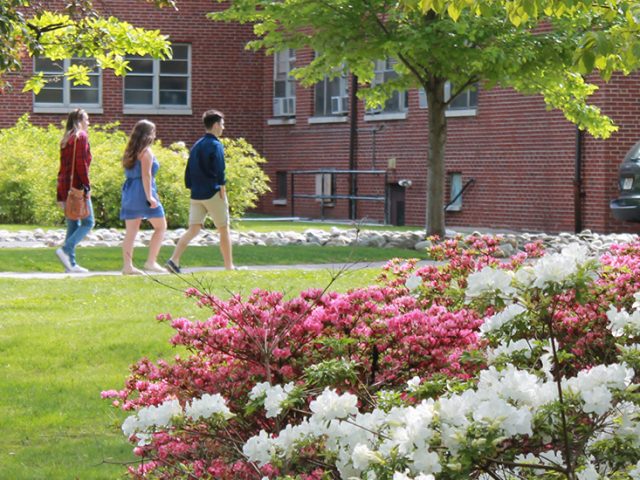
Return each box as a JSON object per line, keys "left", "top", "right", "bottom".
{"left": 120, "top": 156, "right": 165, "bottom": 220}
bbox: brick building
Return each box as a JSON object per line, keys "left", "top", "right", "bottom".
{"left": 0, "top": 0, "right": 638, "bottom": 234}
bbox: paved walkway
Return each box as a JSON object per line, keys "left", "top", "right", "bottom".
{"left": 0, "top": 261, "right": 421, "bottom": 280}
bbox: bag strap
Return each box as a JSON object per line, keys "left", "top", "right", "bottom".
{"left": 69, "top": 133, "right": 78, "bottom": 189}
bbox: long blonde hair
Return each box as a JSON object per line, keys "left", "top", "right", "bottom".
{"left": 60, "top": 108, "right": 87, "bottom": 149}
{"left": 123, "top": 120, "right": 156, "bottom": 170}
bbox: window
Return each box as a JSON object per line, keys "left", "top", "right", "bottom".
{"left": 367, "top": 58, "right": 408, "bottom": 115}
{"left": 124, "top": 44, "right": 191, "bottom": 113}
{"left": 446, "top": 172, "right": 463, "bottom": 211}
{"left": 315, "top": 173, "right": 335, "bottom": 203}
{"left": 315, "top": 71, "right": 348, "bottom": 117}
{"left": 33, "top": 58, "right": 101, "bottom": 111}
{"left": 273, "top": 49, "right": 296, "bottom": 117}
{"left": 275, "top": 171, "right": 288, "bottom": 204}
{"left": 418, "top": 82, "right": 478, "bottom": 115}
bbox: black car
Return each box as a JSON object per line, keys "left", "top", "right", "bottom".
{"left": 610, "top": 141, "right": 640, "bottom": 222}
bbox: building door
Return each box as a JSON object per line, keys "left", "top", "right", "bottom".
{"left": 389, "top": 184, "right": 406, "bottom": 226}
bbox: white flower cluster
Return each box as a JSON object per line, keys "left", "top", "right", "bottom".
{"left": 466, "top": 267, "right": 514, "bottom": 300}
{"left": 249, "top": 381, "right": 295, "bottom": 418}
{"left": 479, "top": 303, "right": 526, "bottom": 336}
{"left": 122, "top": 399, "right": 182, "bottom": 445}
{"left": 185, "top": 393, "right": 234, "bottom": 421}
{"left": 122, "top": 393, "right": 234, "bottom": 445}
{"left": 309, "top": 387, "right": 359, "bottom": 423}
{"left": 242, "top": 359, "right": 638, "bottom": 478}
{"left": 468, "top": 243, "right": 595, "bottom": 305}
{"left": 607, "top": 301, "right": 640, "bottom": 337}
{"left": 565, "top": 363, "right": 634, "bottom": 415}
{"left": 405, "top": 274, "right": 422, "bottom": 291}
{"left": 532, "top": 243, "right": 592, "bottom": 289}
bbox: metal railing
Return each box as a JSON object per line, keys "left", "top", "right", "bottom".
{"left": 289, "top": 169, "right": 389, "bottom": 222}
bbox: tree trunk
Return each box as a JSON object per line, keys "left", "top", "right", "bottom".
{"left": 425, "top": 78, "right": 447, "bottom": 237}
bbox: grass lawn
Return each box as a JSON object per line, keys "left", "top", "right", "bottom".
{"left": 0, "top": 268, "right": 381, "bottom": 479}
{"left": 0, "top": 245, "right": 427, "bottom": 273}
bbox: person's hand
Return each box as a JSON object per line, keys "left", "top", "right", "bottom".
{"left": 147, "top": 197, "right": 158, "bottom": 209}
{"left": 57, "top": 201, "right": 64, "bottom": 209}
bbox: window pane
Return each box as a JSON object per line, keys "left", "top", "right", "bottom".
{"left": 171, "top": 44, "right": 189, "bottom": 60}
{"left": 159, "top": 91, "right": 187, "bottom": 105}
{"left": 276, "top": 171, "right": 287, "bottom": 199}
{"left": 469, "top": 88, "right": 478, "bottom": 107}
{"left": 34, "top": 58, "right": 64, "bottom": 73}
{"left": 160, "top": 76, "right": 187, "bottom": 91}
{"left": 35, "top": 88, "right": 63, "bottom": 103}
{"left": 160, "top": 60, "right": 188, "bottom": 75}
{"left": 274, "top": 80, "right": 287, "bottom": 98}
{"left": 160, "top": 91, "right": 187, "bottom": 105}
{"left": 126, "top": 58, "right": 154, "bottom": 73}
{"left": 125, "top": 90, "right": 153, "bottom": 105}
{"left": 384, "top": 92, "right": 401, "bottom": 112}
{"left": 70, "top": 75, "right": 100, "bottom": 89}
{"left": 450, "top": 91, "right": 468, "bottom": 109}
{"left": 70, "top": 58, "right": 97, "bottom": 70}
{"left": 315, "top": 82, "right": 327, "bottom": 116}
{"left": 70, "top": 89, "right": 99, "bottom": 104}
{"left": 125, "top": 76, "right": 153, "bottom": 90}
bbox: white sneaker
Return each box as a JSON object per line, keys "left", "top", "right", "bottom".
{"left": 68, "top": 264, "right": 89, "bottom": 273}
{"left": 56, "top": 248, "right": 72, "bottom": 270}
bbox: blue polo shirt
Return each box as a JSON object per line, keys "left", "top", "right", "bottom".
{"left": 184, "top": 133, "right": 226, "bottom": 200}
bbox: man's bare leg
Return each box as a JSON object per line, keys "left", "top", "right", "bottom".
{"left": 169, "top": 223, "right": 202, "bottom": 267}
{"left": 218, "top": 224, "right": 234, "bottom": 270}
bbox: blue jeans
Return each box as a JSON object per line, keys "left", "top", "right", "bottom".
{"left": 63, "top": 198, "right": 95, "bottom": 267}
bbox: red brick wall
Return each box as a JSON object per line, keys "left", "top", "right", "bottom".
{"left": 258, "top": 65, "right": 640, "bottom": 234}
{"left": 0, "top": 1, "right": 264, "bottom": 151}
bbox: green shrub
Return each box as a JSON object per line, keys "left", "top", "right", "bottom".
{"left": 0, "top": 115, "right": 270, "bottom": 228}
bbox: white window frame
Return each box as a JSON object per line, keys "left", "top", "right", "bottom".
{"left": 364, "top": 58, "right": 408, "bottom": 121}
{"left": 33, "top": 58, "right": 103, "bottom": 114}
{"left": 272, "top": 49, "right": 296, "bottom": 118}
{"left": 446, "top": 172, "right": 463, "bottom": 211}
{"left": 123, "top": 43, "right": 192, "bottom": 115}
{"left": 418, "top": 81, "right": 478, "bottom": 117}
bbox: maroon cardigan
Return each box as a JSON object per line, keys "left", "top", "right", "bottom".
{"left": 57, "top": 130, "right": 92, "bottom": 202}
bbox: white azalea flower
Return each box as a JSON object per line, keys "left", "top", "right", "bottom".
{"left": 479, "top": 303, "right": 526, "bottom": 336}
{"left": 243, "top": 430, "right": 274, "bottom": 466}
{"left": 310, "top": 388, "right": 358, "bottom": 422}
{"left": 185, "top": 393, "right": 234, "bottom": 420}
{"left": 351, "top": 443, "right": 379, "bottom": 470}
{"left": 405, "top": 274, "right": 422, "bottom": 291}
{"left": 407, "top": 376, "right": 421, "bottom": 392}
{"left": 466, "top": 266, "right": 514, "bottom": 300}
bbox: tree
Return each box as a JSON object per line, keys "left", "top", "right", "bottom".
{"left": 0, "top": 0, "right": 177, "bottom": 92}
{"left": 210, "top": 0, "right": 640, "bottom": 236}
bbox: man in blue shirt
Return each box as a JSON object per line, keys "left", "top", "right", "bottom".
{"left": 166, "top": 109, "right": 235, "bottom": 272}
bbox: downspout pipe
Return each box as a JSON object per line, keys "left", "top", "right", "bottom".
{"left": 574, "top": 126, "right": 583, "bottom": 233}
{"left": 349, "top": 75, "right": 358, "bottom": 220}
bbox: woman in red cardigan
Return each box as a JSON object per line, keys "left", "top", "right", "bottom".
{"left": 55, "top": 108, "right": 95, "bottom": 273}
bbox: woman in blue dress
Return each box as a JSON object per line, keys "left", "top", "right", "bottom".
{"left": 120, "top": 120, "right": 167, "bottom": 275}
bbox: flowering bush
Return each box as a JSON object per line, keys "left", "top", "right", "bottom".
{"left": 104, "top": 235, "right": 640, "bottom": 479}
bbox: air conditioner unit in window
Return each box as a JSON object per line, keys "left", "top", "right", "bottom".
{"left": 330, "top": 96, "right": 349, "bottom": 114}
{"left": 273, "top": 96, "right": 296, "bottom": 116}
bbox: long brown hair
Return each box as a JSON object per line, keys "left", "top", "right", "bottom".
{"left": 60, "top": 108, "right": 87, "bottom": 149}
{"left": 122, "top": 120, "right": 156, "bottom": 170}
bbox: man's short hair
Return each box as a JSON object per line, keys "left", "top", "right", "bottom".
{"left": 203, "top": 109, "right": 224, "bottom": 130}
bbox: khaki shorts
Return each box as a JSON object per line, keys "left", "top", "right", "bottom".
{"left": 188, "top": 191, "right": 229, "bottom": 228}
